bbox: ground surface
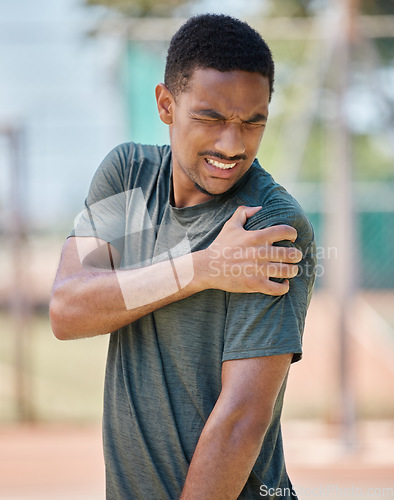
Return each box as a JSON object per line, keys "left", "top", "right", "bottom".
{"left": 0, "top": 421, "right": 393, "bottom": 500}
{"left": 1, "top": 242, "right": 393, "bottom": 499}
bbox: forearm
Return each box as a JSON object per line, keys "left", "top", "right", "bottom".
{"left": 180, "top": 407, "right": 269, "bottom": 499}
{"left": 50, "top": 206, "right": 302, "bottom": 340}
{"left": 50, "top": 250, "right": 208, "bottom": 340}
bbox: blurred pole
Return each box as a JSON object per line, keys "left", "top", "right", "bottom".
{"left": 325, "top": 0, "right": 359, "bottom": 448}
{"left": 6, "top": 124, "right": 34, "bottom": 422}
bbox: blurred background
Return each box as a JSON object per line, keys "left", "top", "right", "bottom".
{"left": 0, "top": 0, "right": 393, "bottom": 498}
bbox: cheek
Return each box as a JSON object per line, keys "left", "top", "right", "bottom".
{"left": 245, "top": 129, "right": 265, "bottom": 151}
{"left": 176, "top": 127, "right": 208, "bottom": 155}
{"left": 171, "top": 119, "right": 195, "bottom": 147}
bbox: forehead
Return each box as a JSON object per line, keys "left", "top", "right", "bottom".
{"left": 179, "top": 68, "right": 270, "bottom": 115}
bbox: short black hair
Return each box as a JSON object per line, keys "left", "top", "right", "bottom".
{"left": 164, "top": 14, "right": 275, "bottom": 101}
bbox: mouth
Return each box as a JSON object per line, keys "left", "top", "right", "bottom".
{"left": 205, "top": 158, "right": 237, "bottom": 170}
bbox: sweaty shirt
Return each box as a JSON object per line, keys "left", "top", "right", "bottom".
{"left": 72, "top": 142, "right": 316, "bottom": 499}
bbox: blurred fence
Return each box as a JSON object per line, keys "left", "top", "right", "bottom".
{"left": 1, "top": 5, "right": 394, "bottom": 433}
{"left": 296, "top": 182, "right": 394, "bottom": 289}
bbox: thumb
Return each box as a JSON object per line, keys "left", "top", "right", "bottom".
{"left": 230, "top": 205, "right": 262, "bottom": 227}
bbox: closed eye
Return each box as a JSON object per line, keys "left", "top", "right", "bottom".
{"left": 242, "top": 121, "right": 266, "bottom": 129}
{"left": 190, "top": 111, "right": 224, "bottom": 121}
{"left": 189, "top": 111, "right": 267, "bottom": 128}
{"left": 190, "top": 115, "right": 225, "bottom": 125}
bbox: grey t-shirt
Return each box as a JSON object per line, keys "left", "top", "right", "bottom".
{"left": 72, "top": 142, "right": 316, "bottom": 499}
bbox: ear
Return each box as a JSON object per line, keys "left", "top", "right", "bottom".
{"left": 155, "top": 83, "right": 174, "bottom": 125}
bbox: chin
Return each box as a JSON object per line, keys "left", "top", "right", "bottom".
{"left": 194, "top": 182, "right": 215, "bottom": 197}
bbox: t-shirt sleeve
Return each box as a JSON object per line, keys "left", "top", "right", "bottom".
{"left": 68, "top": 143, "right": 130, "bottom": 254}
{"left": 222, "top": 201, "right": 316, "bottom": 364}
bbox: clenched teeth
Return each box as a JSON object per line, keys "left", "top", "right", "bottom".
{"left": 206, "top": 158, "right": 237, "bottom": 170}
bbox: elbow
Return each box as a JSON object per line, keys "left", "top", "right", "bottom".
{"left": 49, "top": 293, "right": 68, "bottom": 340}
{"left": 225, "top": 399, "right": 275, "bottom": 451}
{"left": 237, "top": 408, "right": 273, "bottom": 446}
{"left": 49, "top": 282, "right": 102, "bottom": 340}
{"left": 215, "top": 403, "right": 274, "bottom": 451}
{"left": 49, "top": 289, "right": 77, "bottom": 341}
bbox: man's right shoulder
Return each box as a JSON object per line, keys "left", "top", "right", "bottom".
{"left": 91, "top": 142, "right": 172, "bottom": 192}
{"left": 103, "top": 142, "right": 171, "bottom": 171}
{"left": 84, "top": 142, "right": 172, "bottom": 205}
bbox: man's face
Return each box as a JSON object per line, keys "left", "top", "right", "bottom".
{"left": 158, "top": 68, "right": 270, "bottom": 208}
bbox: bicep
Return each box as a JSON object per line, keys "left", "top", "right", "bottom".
{"left": 53, "top": 236, "right": 121, "bottom": 288}
{"left": 220, "top": 354, "right": 292, "bottom": 420}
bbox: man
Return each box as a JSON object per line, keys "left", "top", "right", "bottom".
{"left": 50, "top": 14, "right": 316, "bottom": 500}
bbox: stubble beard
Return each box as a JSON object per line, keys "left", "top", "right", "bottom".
{"left": 193, "top": 180, "right": 218, "bottom": 197}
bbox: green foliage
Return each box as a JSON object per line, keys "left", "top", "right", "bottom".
{"left": 373, "top": 38, "right": 394, "bottom": 64}
{"left": 85, "top": 0, "right": 189, "bottom": 17}
{"left": 353, "top": 134, "right": 394, "bottom": 181}
{"left": 265, "top": 0, "right": 317, "bottom": 17}
{"left": 266, "top": 0, "right": 394, "bottom": 17}
{"left": 361, "top": 0, "right": 394, "bottom": 15}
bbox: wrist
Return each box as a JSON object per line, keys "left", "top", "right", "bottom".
{"left": 192, "top": 249, "right": 213, "bottom": 292}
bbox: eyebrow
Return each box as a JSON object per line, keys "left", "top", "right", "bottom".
{"left": 244, "top": 113, "right": 268, "bottom": 123}
{"left": 192, "top": 109, "right": 267, "bottom": 123}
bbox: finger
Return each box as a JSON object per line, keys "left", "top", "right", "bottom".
{"left": 229, "top": 205, "right": 262, "bottom": 228}
{"left": 244, "top": 242, "right": 302, "bottom": 264}
{"left": 259, "top": 224, "right": 298, "bottom": 244}
{"left": 260, "top": 263, "right": 299, "bottom": 279}
{"left": 260, "top": 278, "right": 290, "bottom": 296}
{"left": 267, "top": 245, "right": 303, "bottom": 264}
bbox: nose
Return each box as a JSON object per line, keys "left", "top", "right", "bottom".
{"left": 214, "top": 123, "right": 246, "bottom": 159}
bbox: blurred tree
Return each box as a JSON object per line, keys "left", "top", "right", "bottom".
{"left": 361, "top": 0, "right": 394, "bottom": 62}
{"left": 266, "top": 0, "right": 394, "bottom": 17}
{"left": 85, "top": 0, "right": 190, "bottom": 17}
{"left": 265, "top": 0, "right": 317, "bottom": 17}
{"left": 361, "top": 0, "right": 394, "bottom": 15}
